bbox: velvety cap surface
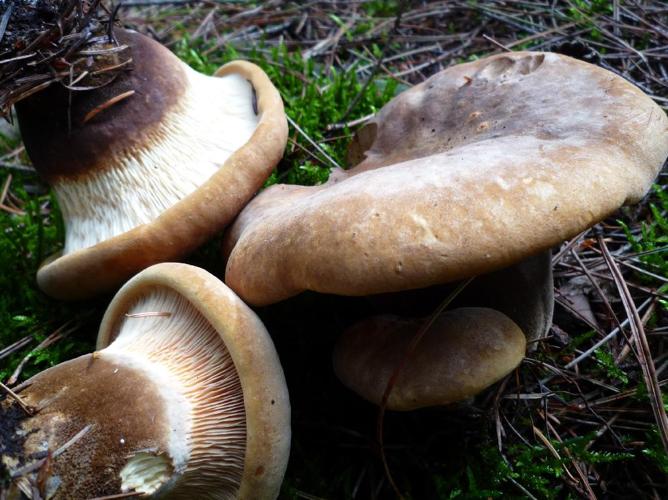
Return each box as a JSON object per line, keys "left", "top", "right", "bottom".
{"left": 224, "top": 51, "right": 668, "bottom": 306}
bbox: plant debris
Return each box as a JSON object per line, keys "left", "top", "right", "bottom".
{"left": 0, "top": 0, "right": 131, "bottom": 116}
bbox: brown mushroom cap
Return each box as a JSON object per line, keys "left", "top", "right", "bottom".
{"left": 333, "top": 307, "right": 526, "bottom": 411}
{"left": 1, "top": 263, "right": 290, "bottom": 499}
{"left": 20, "top": 29, "right": 287, "bottom": 300}
{"left": 224, "top": 51, "right": 668, "bottom": 306}
{"left": 335, "top": 252, "right": 551, "bottom": 409}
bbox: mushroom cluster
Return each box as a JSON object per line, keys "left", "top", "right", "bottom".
{"left": 223, "top": 51, "right": 668, "bottom": 409}
{"left": 17, "top": 28, "right": 287, "bottom": 300}
{"left": 2, "top": 13, "right": 668, "bottom": 496}
{"left": 1, "top": 264, "right": 290, "bottom": 499}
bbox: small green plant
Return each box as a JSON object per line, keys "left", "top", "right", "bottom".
{"left": 642, "top": 428, "right": 668, "bottom": 474}
{"left": 621, "top": 185, "right": 668, "bottom": 302}
{"left": 565, "top": 0, "right": 613, "bottom": 42}
{"left": 593, "top": 347, "right": 629, "bottom": 385}
{"left": 0, "top": 171, "right": 91, "bottom": 381}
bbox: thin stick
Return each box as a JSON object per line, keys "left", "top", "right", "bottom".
{"left": 0, "top": 334, "right": 33, "bottom": 361}
{"left": 124, "top": 311, "right": 172, "bottom": 318}
{"left": 7, "top": 326, "right": 73, "bottom": 385}
{"left": 570, "top": 247, "right": 621, "bottom": 331}
{"left": 532, "top": 426, "right": 579, "bottom": 485}
{"left": 483, "top": 33, "right": 512, "bottom": 52}
{"left": 552, "top": 229, "right": 590, "bottom": 265}
{"left": 0, "top": 381, "right": 34, "bottom": 416}
{"left": 0, "top": 172, "right": 11, "bottom": 205}
{"left": 86, "top": 492, "right": 145, "bottom": 500}
{"left": 82, "top": 90, "right": 135, "bottom": 124}
{"left": 563, "top": 297, "right": 652, "bottom": 369}
{"left": 286, "top": 115, "right": 341, "bottom": 170}
{"left": 11, "top": 425, "right": 93, "bottom": 478}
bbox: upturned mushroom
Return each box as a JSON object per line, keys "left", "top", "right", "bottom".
{"left": 3, "top": 11, "right": 287, "bottom": 299}
{"left": 223, "top": 51, "right": 668, "bottom": 306}
{"left": 0, "top": 263, "right": 290, "bottom": 499}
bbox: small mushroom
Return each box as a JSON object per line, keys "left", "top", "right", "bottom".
{"left": 0, "top": 263, "right": 290, "bottom": 499}
{"left": 223, "top": 51, "right": 668, "bottom": 306}
{"left": 15, "top": 29, "right": 287, "bottom": 300}
{"left": 333, "top": 308, "right": 526, "bottom": 411}
{"left": 332, "top": 252, "right": 550, "bottom": 408}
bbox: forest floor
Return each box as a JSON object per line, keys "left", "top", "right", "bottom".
{"left": 1, "top": 1, "right": 667, "bottom": 498}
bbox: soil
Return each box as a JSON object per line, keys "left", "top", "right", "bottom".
{"left": 0, "top": 0, "right": 63, "bottom": 56}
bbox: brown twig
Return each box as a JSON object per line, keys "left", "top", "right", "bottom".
{"left": 82, "top": 90, "right": 136, "bottom": 124}
{"left": 0, "top": 381, "right": 34, "bottom": 416}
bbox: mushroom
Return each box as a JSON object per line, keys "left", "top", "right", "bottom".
{"left": 222, "top": 51, "right": 666, "bottom": 408}
{"left": 0, "top": 263, "right": 290, "bottom": 499}
{"left": 14, "top": 28, "right": 287, "bottom": 300}
{"left": 331, "top": 251, "right": 551, "bottom": 409}
{"left": 332, "top": 308, "right": 526, "bottom": 411}
{"left": 223, "top": 51, "right": 668, "bottom": 306}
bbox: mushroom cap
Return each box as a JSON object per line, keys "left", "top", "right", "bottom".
{"left": 333, "top": 307, "right": 526, "bottom": 411}
{"left": 2, "top": 263, "right": 290, "bottom": 499}
{"left": 97, "top": 263, "right": 291, "bottom": 498}
{"left": 22, "top": 30, "right": 287, "bottom": 300}
{"left": 224, "top": 51, "right": 668, "bottom": 306}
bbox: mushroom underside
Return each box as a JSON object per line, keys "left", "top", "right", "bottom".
{"left": 1, "top": 285, "right": 247, "bottom": 499}
{"left": 53, "top": 69, "right": 259, "bottom": 255}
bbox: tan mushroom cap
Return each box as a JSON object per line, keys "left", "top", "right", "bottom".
{"left": 21, "top": 30, "right": 287, "bottom": 300}
{"left": 224, "top": 51, "right": 668, "bottom": 306}
{"left": 333, "top": 307, "right": 526, "bottom": 411}
{"left": 1, "top": 263, "right": 290, "bottom": 499}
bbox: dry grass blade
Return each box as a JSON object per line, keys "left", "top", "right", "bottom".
{"left": 6, "top": 324, "right": 76, "bottom": 385}
{"left": 82, "top": 90, "right": 136, "bottom": 123}
{"left": 124, "top": 311, "right": 172, "bottom": 318}
{"left": 532, "top": 425, "right": 579, "bottom": 485}
{"left": 0, "top": 334, "right": 33, "bottom": 361}
{"left": 597, "top": 234, "right": 668, "bottom": 453}
{"left": 286, "top": 115, "right": 341, "bottom": 170}
{"left": 564, "top": 297, "right": 653, "bottom": 369}
{"left": 86, "top": 492, "right": 146, "bottom": 500}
